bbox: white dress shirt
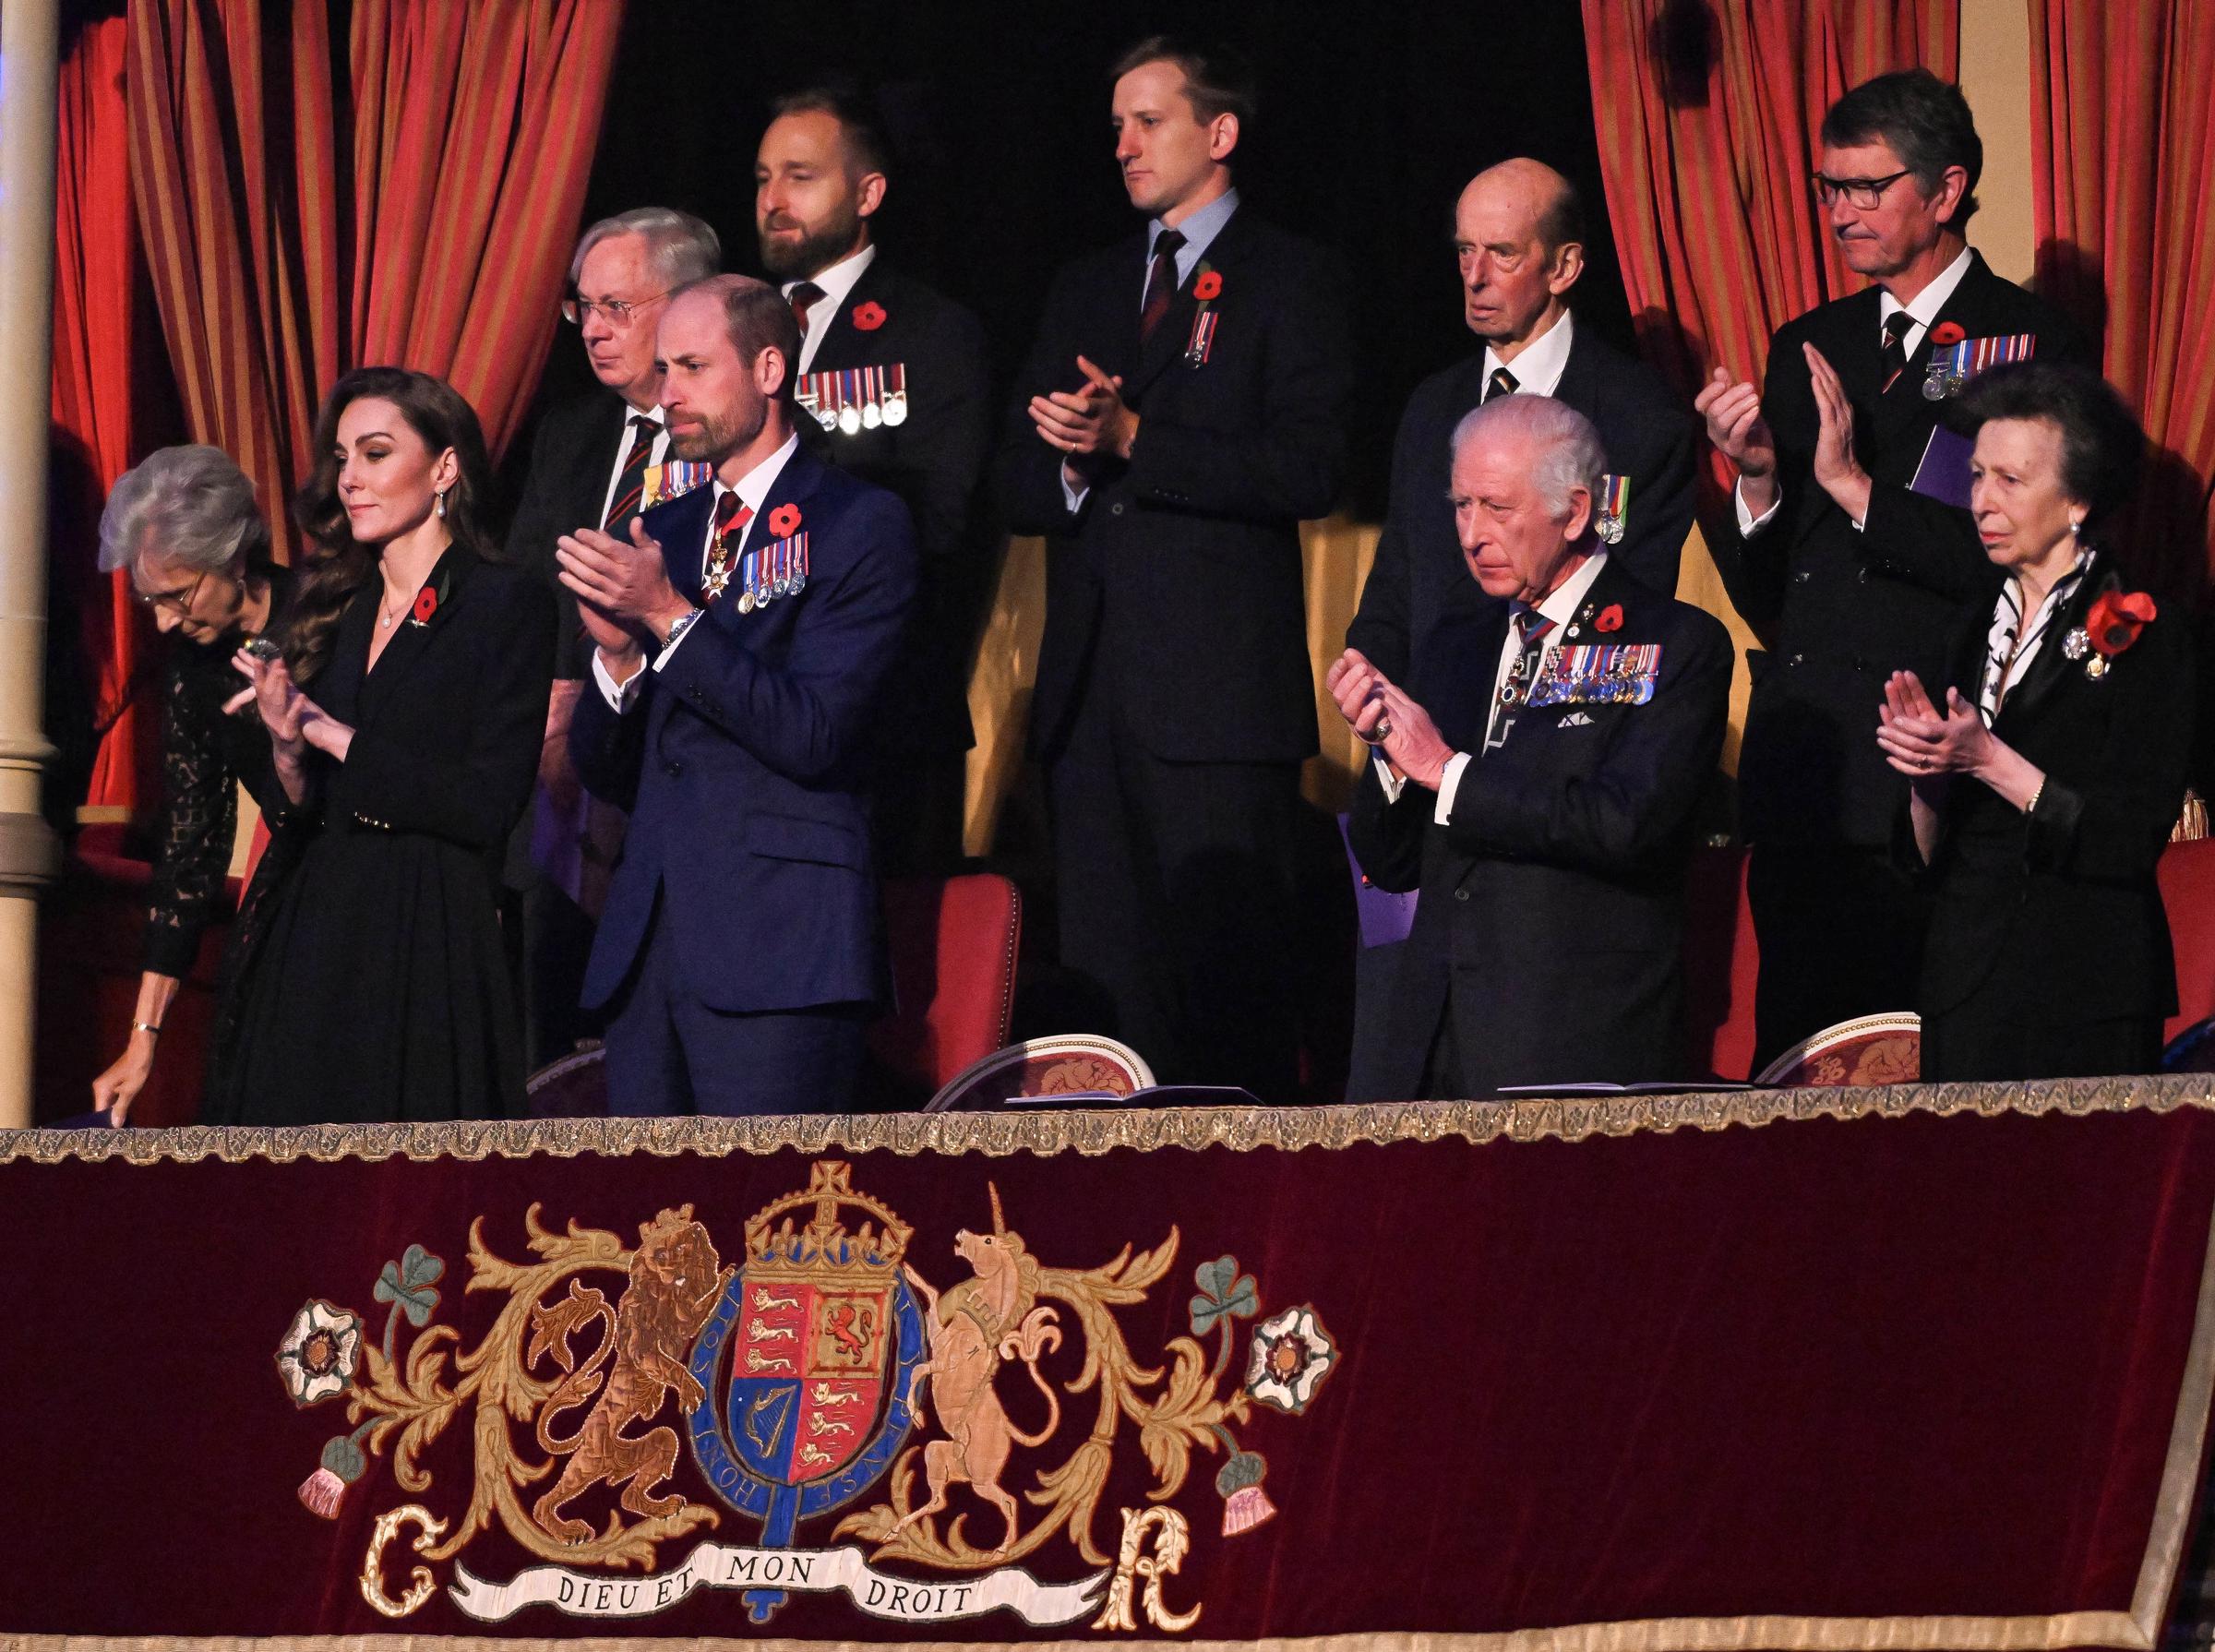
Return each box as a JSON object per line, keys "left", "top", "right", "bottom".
{"left": 1375, "top": 550, "right": 1612, "bottom": 822}
{"left": 1482, "top": 309, "right": 1574, "bottom": 399}
{"left": 592, "top": 429, "right": 803, "bottom": 711}
{"left": 1736, "top": 242, "right": 1977, "bottom": 536}
{"left": 782, "top": 243, "right": 879, "bottom": 377}
{"left": 598, "top": 403, "right": 670, "bottom": 530}
{"left": 1979, "top": 547, "right": 2090, "bottom": 723}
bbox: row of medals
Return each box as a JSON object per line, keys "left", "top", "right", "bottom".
{"left": 1501, "top": 645, "right": 1651, "bottom": 708}
{"left": 803, "top": 380, "right": 908, "bottom": 435}
{"left": 703, "top": 535, "right": 803, "bottom": 611}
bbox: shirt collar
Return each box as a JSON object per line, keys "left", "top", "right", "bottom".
{"left": 1148, "top": 186, "right": 1240, "bottom": 268}
{"left": 622, "top": 401, "right": 668, "bottom": 433}
{"left": 781, "top": 242, "right": 877, "bottom": 313}
{"left": 713, "top": 429, "right": 802, "bottom": 521}
{"left": 1526, "top": 547, "right": 1610, "bottom": 629}
{"left": 1482, "top": 310, "right": 1575, "bottom": 399}
{"left": 1879, "top": 242, "right": 1975, "bottom": 335}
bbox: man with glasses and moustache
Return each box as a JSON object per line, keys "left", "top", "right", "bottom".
{"left": 1694, "top": 70, "right": 2086, "bottom": 1071}
{"left": 505, "top": 208, "right": 722, "bottom": 1070}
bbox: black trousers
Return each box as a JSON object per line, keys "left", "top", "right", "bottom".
{"left": 1748, "top": 840, "right": 1925, "bottom": 1074}
{"left": 1045, "top": 676, "right": 1301, "bottom": 1101}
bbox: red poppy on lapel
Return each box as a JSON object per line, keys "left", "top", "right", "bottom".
{"left": 1192, "top": 269, "right": 1223, "bottom": 302}
{"left": 767, "top": 503, "right": 803, "bottom": 538}
{"left": 1595, "top": 603, "right": 1623, "bottom": 633}
{"left": 852, "top": 301, "right": 886, "bottom": 331}
{"left": 409, "top": 585, "right": 438, "bottom": 625}
{"left": 2087, "top": 588, "right": 2157, "bottom": 657}
{"left": 1929, "top": 321, "right": 1967, "bottom": 348}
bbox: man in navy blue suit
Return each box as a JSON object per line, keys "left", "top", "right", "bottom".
{"left": 558, "top": 275, "right": 917, "bottom": 1114}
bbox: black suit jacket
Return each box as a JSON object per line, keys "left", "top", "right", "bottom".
{"left": 1714, "top": 250, "right": 2089, "bottom": 846}
{"left": 998, "top": 206, "right": 1355, "bottom": 763}
{"left": 1919, "top": 555, "right": 2191, "bottom": 1028}
{"left": 1347, "top": 322, "right": 1698, "bottom": 681}
{"left": 1347, "top": 558, "right": 1732, "bottom": 1099}
{"left": 795, "top": 257, "right": 992, "bottom": 754}
{"left": 506, "top": 392, "right": 640, "bottom": 683}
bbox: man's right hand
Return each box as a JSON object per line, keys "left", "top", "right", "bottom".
{"left": 1694, "top": 365, "right": 1779, "bottom": 514}
{"left": 576, "top": 596, "right": 642, "bottom": 682}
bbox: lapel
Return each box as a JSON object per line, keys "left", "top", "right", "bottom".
{"left": 714, "top": 443, "right": 829, "bottom": 617}
{"left": 1552, "top": 321, "right": 1601, "bottom": 418}
{"left": 1419, "top": 602, "right": 1514, "bottom": 755}
{"left": 355, "top": 545, "right": 476, "bottom": 730}
{"left": 1125, "top": 205, "right": 1254, "bottom": 404}
{"left": 807, "top": 257, "right": 882, "bottom": 370}
{"left": 1996, "top": 552, "right": 2108, "bottom": 728}
{"left": 642, "top": 485, "right": 717, "bottom": 609}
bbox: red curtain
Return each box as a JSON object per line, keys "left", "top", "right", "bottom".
{"left": 2029, "top": 2, "right": 2215, "bottom": 598}
{"left": 348, "top": 0, "right": 624, "bottom": 460}
{"left": 1580, "top": 0, "right": 1958, "bottom": 503}
{"left": 53, "top": 18, "right": 152, "bottom": 814}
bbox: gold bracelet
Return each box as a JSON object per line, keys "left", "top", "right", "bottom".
{"left": 132, "top": 1020, "right": 162, "bottom": 1036}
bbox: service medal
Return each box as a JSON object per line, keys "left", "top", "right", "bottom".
{"left": 2086, "top": 654, "right": 2109, "bottom": 679}
{"left": 737, "top": 590, "right": 755, "bottom": 614}
{"left": 860, "top": 366, "right": 882, "bottom": 429}
{"left": 1922, "top": 369, "right": 1947, "bottom": 401}
{"left": 881, "top": 362, "right": 908, "bottom": 425}
{"left": 837, "top": 368, "right": 863, "bottom": 436}
{"left": 838, "top": 403, "right": 862, "bottom": 436}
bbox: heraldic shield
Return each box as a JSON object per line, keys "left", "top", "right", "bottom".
{"left": 687, "top": 1164, "right": 927, "bottom": 1622}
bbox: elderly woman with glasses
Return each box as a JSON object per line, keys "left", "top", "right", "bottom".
{"left": 91, "top": 445, "right": 296, "bottom": 1122}
{"left": 1876, "top": 362, "right": 2191, "bottom": 1081}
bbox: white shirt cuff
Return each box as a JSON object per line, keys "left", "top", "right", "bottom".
{"left": 1060, "top": 469, "right": 1090, "bottom": 513}
{"left": 1734, "top": 478, "right": 1782, "bottom": 537}
{"left": 591, "top": 647, "right": 648, "bottom": 712}
{"left": 1371, "top": 751, "right": 1404, "bottom": 804}
{"left": 1433, "top": 751, "right": 1473, "bottom": 825}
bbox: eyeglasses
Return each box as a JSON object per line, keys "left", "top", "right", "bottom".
{"left": 561, "top": 287, "right": 676, "bottom": 327}
{"left": 136, "top": 567, "right": 209, "bottom": 616}
{"left": 1811, "top": 168, "right": 1914, "bottom": 210}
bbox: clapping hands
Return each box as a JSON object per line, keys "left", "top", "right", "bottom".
{"left": 1326, "top": 649, "right": 1455, "bottom": 791}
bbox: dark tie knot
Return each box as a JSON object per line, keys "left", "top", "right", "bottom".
{"left": 1153, "top": 229, "right": 1187, "bottom": 263}
{"left": 713, "top": 489, "right": 743, "bottom": 531}
{"left": 788, "top": 281, "right": 826, "bottom": 329}
{"left": 1486, "top": 365, "right": 1520, "bottom": 403}
{"left": 1884, "top": 311, "right": 1916, "bottom": 344}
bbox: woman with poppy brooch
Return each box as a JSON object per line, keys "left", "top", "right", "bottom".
{"left": 1876, "top": 363, "right": 2191, "bottom": 1081}
{"left": 219, "top": 367, "right": 555, "bottom": 1125}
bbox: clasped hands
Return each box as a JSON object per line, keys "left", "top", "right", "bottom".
{"left": 1028, "top": 354, "right": 1138, "bottom": 486}
{"left": 1327, "top": 649, "right": 1455, "bottom": 791}
{"left": 1694, "top": 342, "right": 1871, "bottom": 524}
{"left": 557, "top": 517, "right": 695, "bottom": 675}
{"left": 1875, "top": 669, "right": 1994, "bottom": 790}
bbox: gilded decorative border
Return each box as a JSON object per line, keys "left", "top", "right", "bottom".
{"left": 4, "top": 1073, "right": 2213, "bottom": 1167}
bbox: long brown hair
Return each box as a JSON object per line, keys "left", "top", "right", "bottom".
{"left": 286, "top": 367, "right": 502, "bottom": 682}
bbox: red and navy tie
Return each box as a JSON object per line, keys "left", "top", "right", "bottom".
{"left": 603, "top": 414, "right": 658, "bottom": 530}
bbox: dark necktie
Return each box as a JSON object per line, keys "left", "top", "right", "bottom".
{"left": 1878, "top": 310, "right": 1917, "bottom": 392}
{"left": 603, "top": 414, "right": 658, "bottom": 530}
{"left": 1140, "top": 229, "right": 1187, "bottom": 343}
{"left": 1484, "top": 365, "right": 1519, "bottom": 403}
{"left": 788, "top": 281, "right": 825, "bottom": 339}
{"left": 1485, "top": 609, "right": 1556, "bottom": 753}
{"left": 705, "top": 489, "right": 752, "bottom": 595}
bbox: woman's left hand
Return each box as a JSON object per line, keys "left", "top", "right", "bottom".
{"left": 226, "top": 651, "right": 353, "bottom": 762}
{"left": 1877, "top": 671, "right": 1994, "bottom": 780}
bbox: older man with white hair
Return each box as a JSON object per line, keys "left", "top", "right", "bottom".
{"left": 1329, "top": 394, "right": 1732, "bottom": 1100}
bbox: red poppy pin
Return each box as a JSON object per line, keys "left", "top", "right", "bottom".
{"left": 1192, "top": 269, "right": 1223, "bottom": 302}
{"left": 2065, "top": 587, "right": 2156, "bottom": 679}
{"left": 408, "top": 585, "right": 439, "bottom": 627}
{"left": 1595, "top": 603, "right": 1624, "bottom": 633}
{"left": 852, "top": 301, "right": 886, "bottom": 331}
{"left": 767, "top": 503, "right": 803, "bottom": 539}
{"left": 1929, "top": 321, "right": 1968, "bottom": 348}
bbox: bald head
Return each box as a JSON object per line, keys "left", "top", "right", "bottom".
{"left": 658, "top": 275, "right": 796, "bottom": 471}
{"left": 1453, "top": 159, "right": 1586, "bottom": 356}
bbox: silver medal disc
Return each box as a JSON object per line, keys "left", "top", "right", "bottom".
{"left": 881, "top": 390, "right": 908, "bottom": 427}
{"left": 861, "top": 400, "right": 882, "bottom": 430}
{"left": 837, "top": 404, "right": 862, "bottom": 437}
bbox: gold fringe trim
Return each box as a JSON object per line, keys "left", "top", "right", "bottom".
{"left": 4, "top": 1074, "right": 2213, "bottom": 1167}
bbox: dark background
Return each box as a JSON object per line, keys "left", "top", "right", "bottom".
{"left": 529, "top": 0, "right": 1634, "bottom": 519}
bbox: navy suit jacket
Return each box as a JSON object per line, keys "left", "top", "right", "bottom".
{"left": 569, "top": 442, "right": 918, "bottom": 1013}
{"left": 1347, "top": 324, "right": 1698, "bottom": 683}
{"left": 1348, "top": 557, "right": 1731, "bottom": 1099}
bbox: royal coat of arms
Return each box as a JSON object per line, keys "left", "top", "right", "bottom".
{"left": 272, "top": 1161, "right": 1342, "bottom": 1633}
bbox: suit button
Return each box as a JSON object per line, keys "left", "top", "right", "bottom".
{"left": 1793, "top": 569, "right": 1812, "bottom": 584}
{"left": 1852, "top": 654, "right": 1870, "bottom": 672}
{"left": 1455, "top": 888, "right": 1470, "bottom": 903}
{"left": 1858, "top": 567, "right": 1871, "bottom": 583}
{"left": 1110, "top": 501, "right": 1125, "bottom": 517}
{"left": 1789, "top": 652, "right": 1804, "bottom": 667}
{"left": 665, "top": 760, "right": 683, "bottom": 778}
{"left": 687, "top": 686, "right": 702, "bottom": 701}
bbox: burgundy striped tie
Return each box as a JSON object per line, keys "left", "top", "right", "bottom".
{"left": 603, "top": 414, "right": 657, "bottom": 530}
{"left": 1139, "top": 229, "right": 1186, "bottom": 343}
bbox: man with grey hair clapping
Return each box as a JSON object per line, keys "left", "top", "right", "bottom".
{"left": 1330, "top": 395, "right": 1731, "bottom": 1100}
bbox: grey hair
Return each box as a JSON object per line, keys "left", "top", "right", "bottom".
{"left": 98, "top": 444, "right": 267, "bottom": 578}
{"left": 569, "top": 207, "right": 722, "bottom": 290}
{"left": 1449, "top": 393, "right": 1608, "bottom": 521}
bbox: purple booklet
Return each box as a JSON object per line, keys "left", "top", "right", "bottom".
{"left": 1336, "top": 813, "right": 1419, "bottom": 948}
{"left": 1910, "top": 424, "right": 1976, "bottom": 510}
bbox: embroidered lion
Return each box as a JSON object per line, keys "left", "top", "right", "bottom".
{"left": 529, "top": 1204, "right": 733, "bottom": 1544}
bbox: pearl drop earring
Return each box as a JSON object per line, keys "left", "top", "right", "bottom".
{"left": 436, "top": 488, "right": 449, "bottom": 520}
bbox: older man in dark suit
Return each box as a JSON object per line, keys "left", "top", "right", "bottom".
{"left": 1695, "top": 69, "right": 2088, "bottom": 1069}
{"left": 1334, "top": 395, "right": 1730, "bottom": 1100}
{"left": 1348, "top": 159, "right": 1697, "bottom": 683}
{"left": 504, "top": 207, "right": 721, "bottom": 1070}
{"left": 559, "top": 277, "right": 916, "bottom": 1115}
{"left": 757, "top": 86, "right": 994, "bottom": 875}
{"left": 999, "top": 37, "right": 1353, "bottom": 1098}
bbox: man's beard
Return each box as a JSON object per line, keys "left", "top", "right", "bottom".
{"left": 759, "top": 209, "right": 861, "bottom": 280}
{"left": 669, "top": 400, "right": 767, "bottom": 464}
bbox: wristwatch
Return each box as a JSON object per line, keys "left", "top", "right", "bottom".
{"left": 661, "top": 606, "right": 703, "bottom": 652}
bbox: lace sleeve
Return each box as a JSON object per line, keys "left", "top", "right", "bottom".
{"left": 141, "top": 660, "right": 238, "bottom": 979}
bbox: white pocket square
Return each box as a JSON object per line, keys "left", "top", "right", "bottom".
{"left": 1560, "top": 711, "right": 1597, "bottom": 728}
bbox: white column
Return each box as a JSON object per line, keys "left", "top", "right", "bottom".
{"left": 0, "top": 0, "right": 66, "bottom": 1129}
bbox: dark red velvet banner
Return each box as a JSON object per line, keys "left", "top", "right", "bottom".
{"left": 2, "top": 1083, "right": 2213, "bottom": 1649}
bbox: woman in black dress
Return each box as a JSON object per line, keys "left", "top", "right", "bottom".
{"left": 90, "top": 447, "right": 297, "bottom": 1121}
{"left": 1876, "top": 362, "right": 2191, "bottom": 1081}
{"left": 221, "top": 368, "right": 554, "bottom": 1123}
